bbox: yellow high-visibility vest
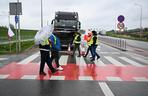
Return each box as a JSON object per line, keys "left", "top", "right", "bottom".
{"left": 41, "top": 39, "right": 49, "bottom": 46}
{"left": 95, "top": 36, "right": 99, "bottom": 45}
{"left": 87, "top": 37, "right": 93, "bottom": 46}
{"left": 87, "top": 36, "right": 99, "bottom": 46}
{"left": 74, "top": 34, "right": 81, "bottom": 44}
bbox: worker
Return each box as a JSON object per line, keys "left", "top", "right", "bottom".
{"left": 72, "top": 31, "right": 81, "bottom": 57}
{"left": 90, "top": 30, "right": 100, "bottom": 61}
{"left": 84, "top": 31, "right": 93, "bottom": 57}
{"left": 39, "top": 38, "right": 57, "bottom": 75}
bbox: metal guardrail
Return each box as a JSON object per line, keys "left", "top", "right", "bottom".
{"left": 99, "top": 36, "right": 126, "bottom": 51}
{"left": 0, "top": 39, "right": 34, "bottom": 45}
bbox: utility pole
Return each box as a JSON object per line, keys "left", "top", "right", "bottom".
{"left": 135, "top": 3, "right": 143, "bottom": 38}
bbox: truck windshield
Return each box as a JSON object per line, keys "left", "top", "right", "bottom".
{"left": 54, "top": 20, "right": 78, "bottom": 27}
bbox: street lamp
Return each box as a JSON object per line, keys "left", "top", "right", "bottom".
{"left": 135, "top": 3, "right": 143, "bottom": 38}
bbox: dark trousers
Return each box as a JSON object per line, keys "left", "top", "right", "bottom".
{"left": 40, "top": 50, "right": 55, "bottom": 73}
{"left": 84, "top": 46, "right": 92, "bottom": 57}
{"left": 91, "top": 45, "right": 100, "bottom": 60}
{"left": 73, "top": 43, "right": 81, "bottom": 56}
{"left": 51, "top": 50, "right": 60, "bottom": 68}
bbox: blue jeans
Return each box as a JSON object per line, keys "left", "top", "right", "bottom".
{"left": 91, "top": 45, "right": 100, "bottom": 60}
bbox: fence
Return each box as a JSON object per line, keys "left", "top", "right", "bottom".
{"left": 99, "top": 35, "right": 126, "bottom": 51}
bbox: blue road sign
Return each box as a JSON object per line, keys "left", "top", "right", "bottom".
{"left": 118, "top": 15, "right": 125, "bottom": 22}
{"left": 15, "top": 15, "right": 19, "bottom": 24}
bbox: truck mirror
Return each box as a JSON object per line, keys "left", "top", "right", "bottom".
{"left": 51, "top": 20, "right": 54, "bottom": 24}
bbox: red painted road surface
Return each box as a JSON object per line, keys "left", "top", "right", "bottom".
{"left": 0, "top": 62, "right": 148, "bottom": 81}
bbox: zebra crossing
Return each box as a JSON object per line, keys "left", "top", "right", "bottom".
{"left": 0, "top": 51, "right": 148, "bottom": 81}
{"left": 17, "top": 51, "right": 148, "bottom": 67}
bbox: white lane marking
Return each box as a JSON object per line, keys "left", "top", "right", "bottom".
{"left": 133, "top": 77, "right": 148, "bottom": 82}
{"left": 134, "top": 57, "right": 148, "bottom": 65}
{"left": 0, "top": 75, "right": 9, "bottom": 79}
{"left": 119, "top": 57, "right": 144, "bottom": 67}
{"left": 94, "top": 60, "right": 106, "bottom": 66}
{"left": 79, "top": 76, "right": 93, "bottom": 80}
{"left": 107, "top": 76, "right": 122, "bottom": 81}
{"left": 50, "top": 76, "right": 65, "bottom": 80}
{"left": 96, "top": 46, "right": 101, "bottom": 51}
{"left": 59, "top": 55, "right": 68, "bottom": 65}
{"left": 0, "top": 58, "right": 8, "bottom": 61}
{"left": 99, "top": 82, "right": 115, "bottom": 96}
{"left": 104, "top": 56, "right": 125, "bottom": 66}
{"left": 18, "top": 52, "right": 40, "bottom": 64}
{"left": 76, "top": 56, "right": 86, "bottom": 66}
{"left": 21, "top": 75, "right": 37, "bottom": 79}
{"left": 100, "top": 52, "right": 120, "bottom": 54}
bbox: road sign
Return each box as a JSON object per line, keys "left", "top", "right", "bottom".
{"left": 118, "top": 15, "right": 124, "bottom": 23}
{"left": 117, "top": 22, "right": 124, "bottom": 29}
{"left": 15, "top": 15, "right": 19, "bottom": 24}
{"left": 9, "top": 2, "right": 22, "bottom": 15}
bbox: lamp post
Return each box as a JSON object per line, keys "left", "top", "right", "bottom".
{"left": 135, "top": 3, "right": 143, "bottom": 38}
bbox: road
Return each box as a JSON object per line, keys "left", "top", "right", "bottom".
{"left": 0, "top": 43, "right": 148, "bottom": 96}
{"left": 123, "top": 38, "right": 148, "bottom": 50}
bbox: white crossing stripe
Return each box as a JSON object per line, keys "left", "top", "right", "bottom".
{"left": 104, "top": 56, "right": 125, "bottom": 66}
{"left": 76, "top": 56, "right": 86, "bottom": 66}
{"left": 107, "top": 76, "right": 122, "bottom": 81}
{"left": 50, "top": 76, "right": 65, "bottom": 80}
{"left": 21, "top": 75, "right": 37, "bottom": 79}
{"left": 134, "top": 57, "right": 148, "bottom": 65}
{"left": 100, "top": 52, "right": 120, "bottom": 54}
{"left": 94, "top": 60, "right": 106, "bottom": 66}
{"left": 119, "top": 57, "right": 144, "bottom": 67}
{"left": 18, "top": 52, "right": 40, "bottom": 64}
{"left": 0, "top": 75, "right": 9, "bottom": 79}
{"left": 133, "top": 77, "right": 148, "bottom": 82}
{"left": 79, "top": 76, "right": 93, "bottom": 80}
{"left": 99, "top": 82, "right": 115, "bottom": 96}
{"left": 59, "top": 55, "right": 68, "bottom": 65}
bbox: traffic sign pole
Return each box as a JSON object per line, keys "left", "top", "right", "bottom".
{"left": 18, "top": 15, "right": 21, "bottom": 52}
{"left": 10, "top": 1, "right": 22, "bottom": 53}
{"left": 17, "top": 0, "right": 21, "bottom": 53}
{"left": 15, "top": 16, "right": 18, "bottom": 53}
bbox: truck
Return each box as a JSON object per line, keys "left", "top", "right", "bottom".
{"left": 51, "top": 11, "right": 81, "bottom": 50}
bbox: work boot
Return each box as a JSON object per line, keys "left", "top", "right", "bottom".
{"left": 39, "top": 71, "right": 46, "bottom": 75}
{"left": 97, "top": 56, "right": 100, "bottom": 60}
{"left": 51, "top": 69, "right": 58, "bottom": 74}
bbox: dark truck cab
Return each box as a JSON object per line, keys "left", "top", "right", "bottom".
{"left": 51, "top": 11, "right": 81, "bottom": 49}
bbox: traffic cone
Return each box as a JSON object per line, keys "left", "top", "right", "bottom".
{"left": 68, "top": 45, "right": 71, "bottom": 51}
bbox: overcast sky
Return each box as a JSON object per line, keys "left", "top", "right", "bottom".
{"left": 0, "top": 0, "right": 148, "bottom": 31}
